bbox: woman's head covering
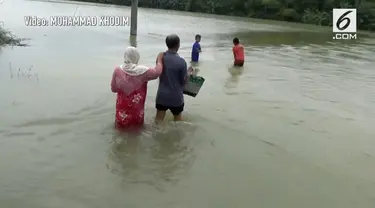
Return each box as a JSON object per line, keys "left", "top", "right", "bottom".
{"left": 121, "top": 46, "right": 148, "bottom": 76}
{"left": 113, "top": 46, "right": 150, "bottom": 95}
{"left": 124, "top": 46, "right": 140, "bottom": 65}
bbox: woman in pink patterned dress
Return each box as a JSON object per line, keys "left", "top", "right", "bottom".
{"left": 111, "top": 47, "right": 163, "bottom": 129}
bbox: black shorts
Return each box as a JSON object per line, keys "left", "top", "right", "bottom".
{"left": 234, "top": 60, "right": 244, "bottom": 66}
{"left": 155, "top": 104, "right": 184, "bottom": 115}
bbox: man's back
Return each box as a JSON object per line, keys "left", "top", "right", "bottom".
{"left": 156, "top": 51, "right": 187, "bottom": 107}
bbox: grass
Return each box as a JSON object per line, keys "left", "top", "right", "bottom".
{"left": 8, "top": 62, "right": 39, "bottom": 82}
{"left": 0, "top": 26, "right": 28, "bottom": 47}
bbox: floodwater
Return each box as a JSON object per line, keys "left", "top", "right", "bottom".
{"left": 1, "top": 0, "right": 375, "bottom": 207}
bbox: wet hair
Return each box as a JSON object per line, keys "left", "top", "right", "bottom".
{"left": 165, "top": 34, "right": 180, "bottom": 49}
{"left": 233, "top": 37, "right": 239, "bottom": 44}
{"left": 195, "top": 34, "right": 201, "bottom": 40}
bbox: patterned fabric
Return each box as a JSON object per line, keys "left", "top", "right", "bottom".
{"left": 111, "top": 62, "right": 162, "bottom": 129}
{"left": 115, "top": 83, "right": 147, "bottom": 128}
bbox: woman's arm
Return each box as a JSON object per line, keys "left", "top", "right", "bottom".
{"left": 111, "top": 69, "right": 118, "bottom": 92}
{"left": 145, "top": 62, "right": 163, "bottom": 80}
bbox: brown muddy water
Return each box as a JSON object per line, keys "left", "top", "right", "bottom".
{"left": 1, "top": 0, "right": 375, "bottom": 207}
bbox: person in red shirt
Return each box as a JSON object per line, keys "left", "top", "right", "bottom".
{"left": 232, "top": 37, "right": 244, "bottom": 66}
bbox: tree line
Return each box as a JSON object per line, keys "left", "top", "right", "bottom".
{"left": 74, "top": 0, "right": 375, "bottom": 31}
{"left": 1, "top": 0, "right": 374, "bottom": 46}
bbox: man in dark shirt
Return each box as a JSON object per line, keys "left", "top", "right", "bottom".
{"left": 155, "top": 34, "right": 188, "bottom": 123}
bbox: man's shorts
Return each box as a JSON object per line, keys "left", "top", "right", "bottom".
{"left": 234, "top": 60, "right": 244, "bottom": 66}
{"left": 155, "top": 103, "right": 184, "bottom": 115}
